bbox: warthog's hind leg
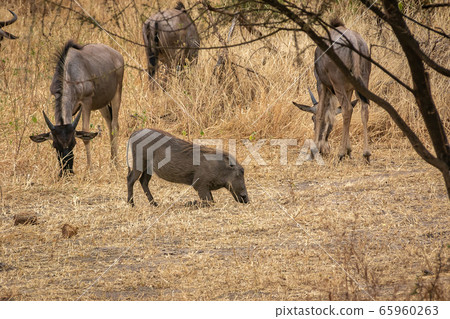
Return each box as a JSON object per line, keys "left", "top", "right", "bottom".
{"left": 139, "top": 172, "right": 158, "bottom": 206}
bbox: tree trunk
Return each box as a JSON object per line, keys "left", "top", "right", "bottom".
{"left": 442, "top": 168, "right": 450, "bottom": 199}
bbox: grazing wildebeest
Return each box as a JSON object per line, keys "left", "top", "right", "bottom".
{"left": 30, "top": 40, "right": 124, "bottom": 176}
{"left": 127, "top": 128, "right": 249, "bottom": 206}
{"left": 0, "top": 10, "right": 18, "bottom": 46}
{"left": 142, "top": 1, "right": 200, "bottom": 79}
{"left": 293, "top": 18, "right": 371, "bottom": 162}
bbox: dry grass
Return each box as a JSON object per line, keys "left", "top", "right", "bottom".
{"left": 0, "top": 0, "right": 449, "bottom": 300}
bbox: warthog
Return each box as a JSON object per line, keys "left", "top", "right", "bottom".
{"left": 30, "top": 40, "right": 124, "bottom": 176}
{"left": 0, "top": 9, "right": 18, "bottom": 46}
{"left": 127, "top": 129, "right": 249, "bottom": 206}
{"left": 293, "top": 18, "right": 371, "bottom": 161}
{"left": 142, "top": 1, "right": 200, "bottom": 79}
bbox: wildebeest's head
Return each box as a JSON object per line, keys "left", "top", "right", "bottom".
{"left": 292, "top": 88, "right": 358, "bottom": 154}
{"left": 29, "top": 111, "right": 97, "bottom": 176}
{"left": 223, "top": 156, "right": 249, "bottom": 204}
{"left": 0, "top": 10, "right": 18, "bottom": 47}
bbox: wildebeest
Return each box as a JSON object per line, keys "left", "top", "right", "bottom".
{"left": 127, "top": 128, "right": 249, "bottom": 206}
{"left": 293, "top": 18, "right": 371, "bottom": 162}
{"left": 30, "top": 40, "right": 124, "bottom": 176}
{"left": 0, "top": 10, "right": 18, "bottom": 46}
{"left": 142, "top": 1, "right": 200, "bottom": 79}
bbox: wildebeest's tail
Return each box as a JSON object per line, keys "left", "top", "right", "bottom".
{"left": 174, "top": 1, "right": 186, "bottom": 11}
{"left": 143, "top": 20, "right": 159, "bottom": 80}
{"left": 351, "top": 48, "right": 370, "bottom": 105}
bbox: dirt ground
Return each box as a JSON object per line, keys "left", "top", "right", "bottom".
{"left": 1, "top": 139, "right": 449, "bottom": 301}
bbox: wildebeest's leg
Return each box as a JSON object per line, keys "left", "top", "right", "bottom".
{"left": 127, "top": 169, "right": 141, "bottom": 207}
{"left": 99, "top": 105, "right": 113, "bottom": 166}
{"left": 81, "top": 101, "right": 93, "bottom": 169}
{"left": 336, "top": 90, "right": 353, "bottom": 160}
{"left": 109, "top": 85, "right": 121, "bottom": 165}
{"left": 139, "top": 172, "right": 158, "bottom": 206}
{"left": 361, "top": 100, "right": 371, "bottom": 162}
{"left": 314, "top": 88, "right": 331, "bottom": 155}
{"left": 99, "top": 106, "right": 112, "bottom": 134}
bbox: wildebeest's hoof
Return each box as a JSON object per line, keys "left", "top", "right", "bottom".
{"left": 363, "top": 151, "right": 371, "bottom": 164}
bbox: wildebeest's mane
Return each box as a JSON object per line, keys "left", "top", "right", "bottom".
{"left": 330, "top": 17, "right": 346, "bottom": 28}
{"left": 53, "top": 40, "right": 84, "bottom": 113}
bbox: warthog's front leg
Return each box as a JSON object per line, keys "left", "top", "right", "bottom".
{"left": 186, "top": 185, "right": 213, "bottom": 207}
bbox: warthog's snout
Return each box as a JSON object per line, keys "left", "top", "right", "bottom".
{"left": 236, "top": 192, "right": 249, "bottom": 204}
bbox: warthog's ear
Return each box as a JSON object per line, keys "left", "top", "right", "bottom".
{"left": 226, "top": 155, "right": 237, "bottom": 168}
{"left": 30, "top": 132, "right": 51, "bottom": 143}
{"left": 75, "top": 131, "right": 98, "bottom": 141}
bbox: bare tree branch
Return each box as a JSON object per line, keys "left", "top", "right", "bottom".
{"left": 202, "top": 0, "right": 279, "bottom": 53}
{"left": 422, "top": 3, "right": 450, "bottom": 9}
{"left": 260, "top": 0, "right": 450, "bottom": 197}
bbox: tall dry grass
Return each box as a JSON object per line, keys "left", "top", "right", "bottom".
{"left": 0, "top": 0, "right": 449, "bottom": 301}
{"left": 0, "top": 1, "right": 448, "bottom": 173}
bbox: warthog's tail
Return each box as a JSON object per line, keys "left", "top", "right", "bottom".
{"left": 126, "top": 138, "right": 133, "bottom": 169}
{"left": 143, "top": 20, "right": 159, "bottom": 80}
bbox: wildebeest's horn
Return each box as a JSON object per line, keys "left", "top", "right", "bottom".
{"left": 0, "top": 10, "right": 18, "bottom": 27}
{"left": 308, "top": 87, "right": 318, "bottom": 106}
{"left": 292, "top": 101, "right": 317, "bottom": 114}
{"left": 42, "top": 111, "right": 55, "bottom": 130}
{"left": 72, "top": 110, "right": 82, "bottom": 129}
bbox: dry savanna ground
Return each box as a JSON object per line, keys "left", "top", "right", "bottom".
{"left": 0, "top": 0, "right": 449, "bottom": 300}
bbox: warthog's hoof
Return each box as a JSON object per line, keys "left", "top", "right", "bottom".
{"left": 150, "top": 200, "right": 158, "bottom": 207}
{"left": 185, "top": 200, "right": 211, "bottom": 208}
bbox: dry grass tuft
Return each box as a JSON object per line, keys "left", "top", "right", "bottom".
{"left": 0, "top": 0, "right": 449, "bottom": 300}
{"left": 61, "top": 223, "right": 78, "bottom": 238}
{"left": 14, "top": 212, "right": 38, "bottom": 226}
